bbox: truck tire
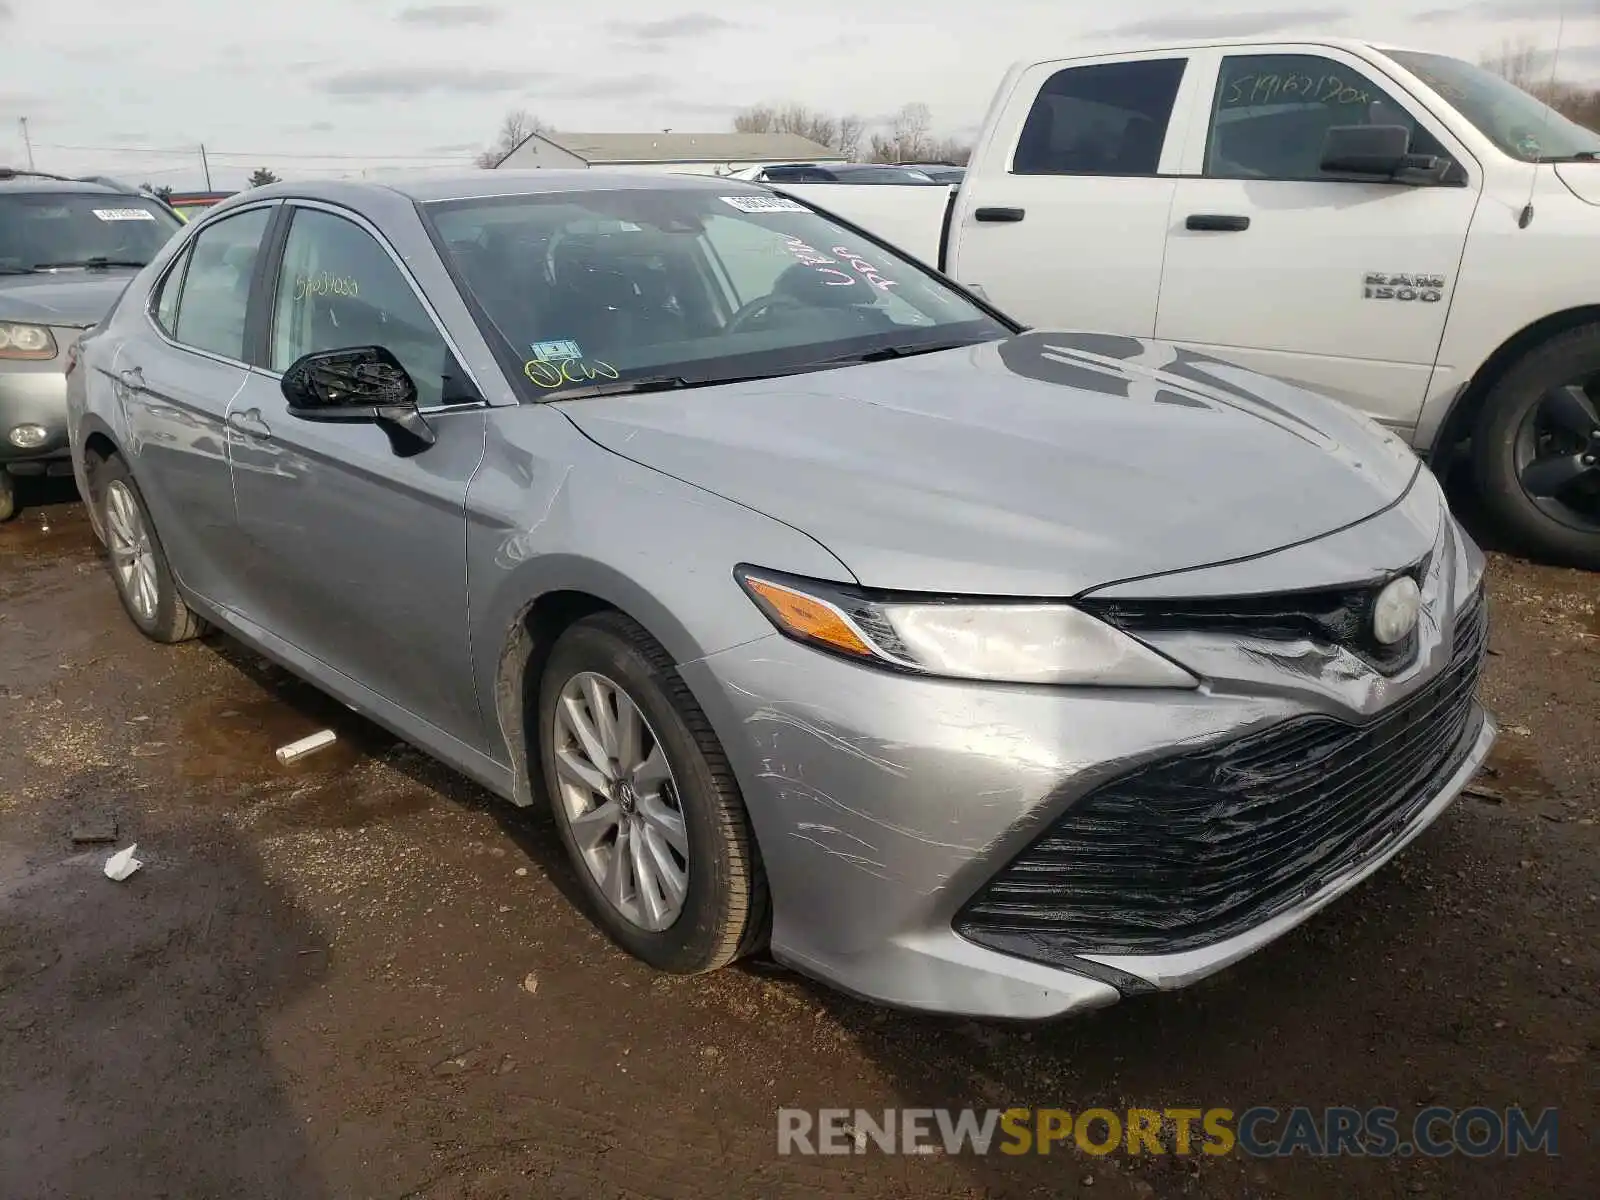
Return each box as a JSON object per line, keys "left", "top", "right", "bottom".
{"left": 1473, "top": 324, "right": 1600, "bottom": 571}
{"left": 0, "top": 468, "right": 14, "bottom": 523}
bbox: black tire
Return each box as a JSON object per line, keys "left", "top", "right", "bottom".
{"left": 536, "top": 611, "right": 769, "bottom": 974}
{"left": 93, "top": 455, "right": 206, "bottom": 643}
{"left": 0, "top": 468, "right": 14, "bottom": 523}
{"left": 1473, "top": 325, "right": 1600, "bottom": 571}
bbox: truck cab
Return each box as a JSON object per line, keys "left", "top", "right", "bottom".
{"left": 780, "top": 38, "right": 1600, "bottom": 569}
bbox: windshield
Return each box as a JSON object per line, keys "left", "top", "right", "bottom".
{"left": 426, "top": 187, "right": 1009, "bottom": 398}
{"left": 0, "top": 192, "right": 183, "bottom": 272}
{"left": 1385, "top": 49, "right": 1600, "bottom": 162}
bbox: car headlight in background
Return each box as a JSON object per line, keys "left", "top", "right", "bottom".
{"left": 0, "top": 322, "right": 58, "bottom": 360}
{"left": 736, "top": 567, "right": 1199, "bottom": 688}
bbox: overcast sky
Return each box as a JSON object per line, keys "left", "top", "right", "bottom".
{"left": 1, "top": 0, "right": 1595, "bottom": 189}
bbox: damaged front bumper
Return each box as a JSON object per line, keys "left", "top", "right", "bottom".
{"left": 680, "top": 481, "right": 1494, "bottom": 1020}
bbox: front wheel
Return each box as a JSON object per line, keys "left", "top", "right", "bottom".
{"left": 0, "top": 468, "right": 14, "bottom": 523}
{"left": 1473, "top": 325, "right": 1600, "bottom": 571}
{"left": 536, "top": 611, "right": 768, "bottom": 974}
{"left": 94, "top": 455, "right": 206, "bottom": 643}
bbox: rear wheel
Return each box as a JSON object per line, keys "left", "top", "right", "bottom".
{"left": 1473, "top": 325, "right": 1600, "bottom": 571}
{"left": 94, "top": 455, "right": 206, "bottom": 643}
{"left": 536, "top": 611, "right": 768, "bottom": 974}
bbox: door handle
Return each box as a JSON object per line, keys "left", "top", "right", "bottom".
{"left": 1185, "top": 214, "right": 1251, "bottom": 232}
{"left": 227, "top": 408, "right": 272, "bottom": 439}
{"left": 974, "top": 206, "right": 1026, "bottom": 223}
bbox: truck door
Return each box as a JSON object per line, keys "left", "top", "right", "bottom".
{"left": 946, "top": 52, "right": 1205, "bottom": 336}
{"left": 1154, "top": 47, "right": 1482, "bottom": 431}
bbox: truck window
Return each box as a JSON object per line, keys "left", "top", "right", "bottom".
{"left": 1206, "top": 54, "right": 1449, "bottom": 181}
{"left": 1012, "top": 59, "right": 1187, "bottom": 177}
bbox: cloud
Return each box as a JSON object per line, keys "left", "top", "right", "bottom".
{"left": 614, "top": 13, "right": 737, "bottom": 41}
{"left": 1094, "top": 8, "right": 1349, "bottom": 39}
{"left": 1414, "top": 1, "right": 1577, "bottom": 20}
{"left": 317, "top": 67, "right": 525, "bottom": 98}
{"left": 555, "top": 73, "right": 673, "bottom": 100}
{"left": 0, "top": 2, "right": 12, "bottom": 18}
{"left": 397, "top": 4, "right": 501, "bottom": 27}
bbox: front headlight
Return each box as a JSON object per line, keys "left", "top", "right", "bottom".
{"left": 0, "top": 322, "right": 58, "bottom": 360}
{"left": 735, "top": 567, "right": 1199, "bottom": 688}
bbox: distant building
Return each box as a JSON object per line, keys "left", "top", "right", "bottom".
{"left": 493, "top": 131, "right": 845, "bottom": 176}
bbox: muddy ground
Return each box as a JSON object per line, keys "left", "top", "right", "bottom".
{"left": 1, "top": 477, "right": 1595, "bottom": 1200}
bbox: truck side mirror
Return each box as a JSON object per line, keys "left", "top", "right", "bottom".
{"left": 1320, "top": 124, "right": 1412, "bottom": 176}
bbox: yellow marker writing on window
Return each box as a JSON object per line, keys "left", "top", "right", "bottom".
{"left": 524, "top": 358, "right": 620, "bottom": 389}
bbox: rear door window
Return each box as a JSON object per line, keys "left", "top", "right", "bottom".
{"left": 1013, "top": 59, "right": 1188, "bottom": 176}
{"left": 171, "top": 207, "right": 272, "bottom": 361}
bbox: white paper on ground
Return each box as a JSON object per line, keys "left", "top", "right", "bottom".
{"left": 103, "top": 844, "right": 143, "bottom": 881}
{"left": 276, "top": 729, "right": 337, "bottom": 764}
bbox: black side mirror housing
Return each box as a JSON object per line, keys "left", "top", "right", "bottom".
{"left": 1320, "top": 124, "right": 1412, "bottom": 175}
{"left": 281, "top": 345, "right": 436, "bottom": 456}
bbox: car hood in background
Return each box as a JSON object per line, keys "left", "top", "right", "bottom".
{"left": 0, "top": 270, "right": 138, "bottom": 328}
{"left": 560, "top": 331, "right": 1424, "bottom": 597}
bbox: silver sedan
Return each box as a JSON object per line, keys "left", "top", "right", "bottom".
{"left": 66, "top": 171, "right": 1494, "bottom": 1019}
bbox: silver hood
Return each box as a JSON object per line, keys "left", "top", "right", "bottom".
{"left": 0, "top": 270, "right": 139, "bottom": 328}
{"left": 561, "top": 331, "right": 1424, "bottom": 596}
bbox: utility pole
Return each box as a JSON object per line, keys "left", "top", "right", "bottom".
{"left": 199, "top": 143, "right": 212, "bottom": 190}
{"left": 20, "top": 118, "right": 34, "bottom": 170}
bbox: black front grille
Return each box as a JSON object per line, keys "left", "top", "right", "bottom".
{"left": 955, "top": 590, "right": 1488, "bottom": 960}
{"left": 1080, "top": 560, "right": 1432, "bottom": 674}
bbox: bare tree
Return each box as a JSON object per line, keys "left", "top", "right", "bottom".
{"left": 1481, "top": 38, "right": 1547, "bottom": 93}
{"left": 836, "top": 114, "right": 865, "bottom": 163}
{"left": 734, "top": 104, "right": 776, "bottom": 134}
{"left": 248, "top": 167, "right": 280, "bottom": 187}
{"left": 867, "top": 103, "right": 941, "bottom": 162}
{"left": 732, "top": 103, "right": 866, "bottom": 160}
{"left": 1479, "top": 40, "right": 1600, "bottom": 132}
{"left": 476, "top": 108, "right": 551, "bottom": 168}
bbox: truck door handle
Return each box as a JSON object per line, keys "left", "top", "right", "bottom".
{"left": 1186, "top": 214, "right": 1251, "bottom": 232}
{"left": 227, "top": 408, "right": 272, "bottom": 439}
{"left": 974, "top": 206, "right": 1026, "bottom": 223}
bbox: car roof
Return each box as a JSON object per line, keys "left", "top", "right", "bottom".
{"left": 1014, "top": 35, "right": 1419, "bottom": 63}
{"left": 0, "top": 177, "right": 127, "bottom": 196}
{"left": 235, "top": 169, "right": 774, "bottom": 208}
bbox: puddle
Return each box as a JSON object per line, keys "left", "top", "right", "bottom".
{"left": 0, "top": 496, "right": 97, "bottom": 563}
{"left": 172, "top": 690, "right": 434, "bottom": 830}
{"left": 1483, "top": 739, "right": 1557, "bottom": 802}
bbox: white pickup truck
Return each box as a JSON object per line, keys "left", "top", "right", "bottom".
{"left": 774, "top": 37, "right": 1600, "bottom": 569}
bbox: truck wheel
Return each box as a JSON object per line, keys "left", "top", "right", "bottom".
{"left": 1473, "top": 325, "right": 1600, "bottom": 571}
{"left": 0, "top": 469, "right": 14, "bottom": 523}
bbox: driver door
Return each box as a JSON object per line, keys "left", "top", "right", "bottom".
{"left": 1154, "top": 47, "right": 1482, "bottom": 429}
{"left": 226, "top": 201, "right": 490, "bottom": 751}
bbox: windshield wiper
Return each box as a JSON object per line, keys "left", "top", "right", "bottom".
{"left": 543, "top": 374, "right": 708, "bottom": 401}
{"left": 0, "top": 265, "right": 40, "bottom": 275}
{"left": 29, "top": 257, "right": 148, "bottom": 271}
{"left": 823, "top": 338, "right": 984, "bottom": 365}
{"left": 1537, "top": 151, "right": 1600, "bottom": 162}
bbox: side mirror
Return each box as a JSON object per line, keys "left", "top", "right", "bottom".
{"left": 1320, "top": 124, "right": 1412, "bottom": 176}
{"left": 281, "top": 345, "right": 436, "bottom": 456}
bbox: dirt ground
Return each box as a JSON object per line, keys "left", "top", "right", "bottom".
{"left": 1, "top": 477, "right": 1595, "bottom": 1200}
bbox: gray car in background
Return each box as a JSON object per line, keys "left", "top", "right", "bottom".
{"left": 0, "top": 171, "right": 183, "bottom": 519}
{"left": 66, "top": 171, "right": 1494, "bottom": 1019}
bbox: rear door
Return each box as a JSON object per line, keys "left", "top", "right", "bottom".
{"left": 1153, "top": 45, "right": 1482, "bottom": 429}
{"left": 117, "top": 202, "right": 277, "bottom": 606}
{"left": 946, "top": 51, "right": 1205, "bottom": 334}
{"left": 225, "top": 201, "right": 489, "bottom": 751}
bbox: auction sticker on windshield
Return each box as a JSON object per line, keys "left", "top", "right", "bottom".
{"left": 92, "top": 208, "right": 157, "bottom": 222}
{"left": 530, "top": 339, "right": 584, "bottom": 362}
{"left": 720, "top": 195, "right": 807, "bottom": 214}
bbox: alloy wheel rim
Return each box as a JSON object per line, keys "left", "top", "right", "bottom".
{"left": 1513, "top": 378, "right": 1600, "bottom": 533}
{"left": 551, "top": 671, "right": 689, "bottom": 932}
{"left": 103, "top": 480, "right": 159, "bottom": 622}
